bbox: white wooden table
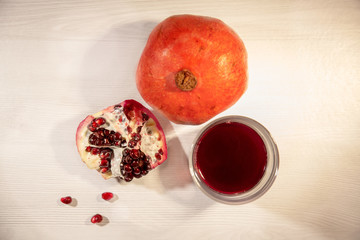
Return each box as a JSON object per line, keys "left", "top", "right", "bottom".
{"left": 1, "top": 1, "right": 359, "bottom": 239}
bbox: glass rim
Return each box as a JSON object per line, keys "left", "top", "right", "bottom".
{"left": 189, "top": 115, "right": 279, "bottom": 205}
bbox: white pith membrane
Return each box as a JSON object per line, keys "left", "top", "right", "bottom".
{"left": 77, "top": 105, "right": 165, "bottom": 180}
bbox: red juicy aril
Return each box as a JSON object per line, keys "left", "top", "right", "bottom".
{"left": 91, "top": 214, "right": 103, "bottom": 224}
{"left": 60, "top": 196, "right": 72, "bottom": 204}
{"left": 76, "top": 99, "right": 167, "bottom": 181}
{"left": 102, "top": 192, "right": 113, "bottom": 201}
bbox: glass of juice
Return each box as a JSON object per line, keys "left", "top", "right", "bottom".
{"left": 190, "top": 116, "right": 279, "bottom": 204}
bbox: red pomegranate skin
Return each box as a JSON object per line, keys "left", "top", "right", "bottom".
{"left": 136, "top": 14, "right": 248, "bottom": 125}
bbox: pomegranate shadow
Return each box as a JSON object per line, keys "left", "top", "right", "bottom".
{"left": 78, "top": 21, "right": 158, "bottom": 109}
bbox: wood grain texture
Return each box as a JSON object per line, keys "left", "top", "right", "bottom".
{"left": 1, "top": 0, "right": 360, "bottom": 239}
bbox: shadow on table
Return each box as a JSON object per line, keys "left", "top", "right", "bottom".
{"left": 152, "top": 109, "right": 214, "bottom": 208}
{"left": 77, "top": 20, "right": 158, "bottom": 108}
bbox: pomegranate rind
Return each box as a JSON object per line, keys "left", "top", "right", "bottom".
{"left": 75, "top": 99, "right": 167, "bottom": 180}
{"left": 136, "top": 14, "right": 248, "bottom": 125}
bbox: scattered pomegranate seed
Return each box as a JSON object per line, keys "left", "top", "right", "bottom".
{"left": 91, "top": 214, "right": 103, "bottom": 224}
{"left": 60, "top": 196, "right": 72, "bottom": 204}
{"left": 85, "top": 146, "right": 92, "bottom": 152}
{"left": 101, "top": 192, "right": 114, "bottom": 201}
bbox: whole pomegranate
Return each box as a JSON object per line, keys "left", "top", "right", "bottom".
{"left": 136, "top": 14, "right": 248, "bottom": 125}
{"left": 76, "top": 99, "right": 167, "bottom": 182}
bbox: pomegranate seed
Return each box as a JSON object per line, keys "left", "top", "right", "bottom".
{"left": 130, "top": 149, "right": 140, "bottom": 159}
{"left": 97, "top": 129, "right": 105, "bottom": 139}
{"left": 60, "top": 196, "right": 72, "bottom": 204}
{"left": 85, "top": 146, "right": 92, "bottom": 152}
{"left": 92, "top": 121, "right": 97, "bottom": 128}
{"left": 103, "top": 129, "right": 110, "bottom": 136}
{"left": 103, "top": 139, "right": 110, "bottom": 146}
{"left": 100, "top": 151, "right": 110, "bottom": 159}
{"left": 88, "top": 135, "right": 96, "bottom": 145}
{"left": 133, "top": 167, "right": 141, "bottom": 175}
{"left": 158, "top": 149, "right": 163, "bottom": 155}
{"left": 146, "top": 163, "right": 152, "bottom": 170}
{"left": 128, "top": 139, "right": 136, "bottom": 148}
{"left": 141, "top": 170, "right": 148, "bottom": 176}
{"left": 155, "top": 153, "right": 161, "bottom": 160}
{"left": 134, "top": 173, "right": 142, "bottom": 178}
{"left": 91, "top": 214, "right": 103, "bottom": 224}
{"left": 142, "top": 112, "right": 149, "bottom": 121}
{"left": 127, "top": 126, "right": 132, "bottom": 133}
{"left": 123, "top": 149, "right": 130, "bottom": 156}
{"left": 100, "top": 159, "right": 109, "bottom": 167}
{"left": 114, "top": 132, "right": 121, "bottom": 140}
{"left": 95, "top": 117, "right": 106, "bottom": 126}
{"left": 91, "top": 148, "right": 100, "bottom": 155}
{"left": 88, "top": 125, "right": 96, "bottom": 132}
{"left": 131, "top": 160, "right": 139, "bottom": 168}
{"left": 124, "top": 164, "right": 132, "bottom": 173}
{"left": 95, "top": 139, "right": 102, "bottom": 146}
{"left": 123, "top": 105, "right": 135, "bottom": 120}
{"left": 120, "top": 139, "right": 127, "bottom": 147}
{"left": 124, "top": 173, "right": 134, "bottom": 182}
{"left": 108, "top": 134, "right": 114, "bottom": 142}
{"left": 131, "top": 133, "right": 141, "bottom": 141}
{"left": 123, "top": 155, "right": 132, "bottom": 164}
{"left": 137, "top": 126, "right": 142, "bottom": 133}
{"left": 100, "top": 167, "right": 109, "bottom": 173}
{"left": 101, "top": 192, "right": 114, "bottom": 201}
{"left": 138, "top": 160, "right": 144, "bottom": 168}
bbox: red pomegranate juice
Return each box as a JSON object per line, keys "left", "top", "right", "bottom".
{"left": 194, "top": 122, "right": 267, "bottom": 194}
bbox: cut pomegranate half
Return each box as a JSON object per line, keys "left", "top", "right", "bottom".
{"left": 76, "top": 99, "right": 167, "bottom": 181}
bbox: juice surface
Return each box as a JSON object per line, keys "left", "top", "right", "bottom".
{"left": 195, "top": 122, "right": 267, "bottom": 194}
